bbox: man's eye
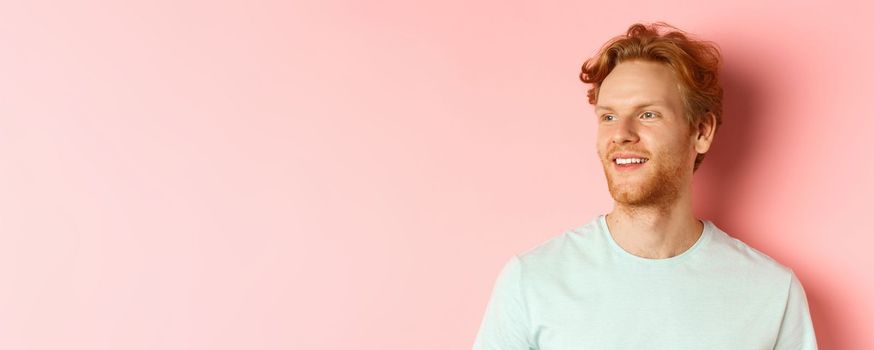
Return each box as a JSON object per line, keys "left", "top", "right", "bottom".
{"left": 641, "top": 111, "right": 657, "bottom": 119}
{"left": 602, "top": 114, "right": 616, "bottom": 121}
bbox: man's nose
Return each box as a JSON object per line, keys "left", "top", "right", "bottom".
{"left": 612, "top": 116, "right": 639, "bottom": 144}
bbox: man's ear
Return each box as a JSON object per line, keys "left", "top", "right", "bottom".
{"left": 693, "top": 112, "right": 717, "bottom": 154}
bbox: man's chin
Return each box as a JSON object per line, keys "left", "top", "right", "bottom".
{"left": 609, "top": 189, "right": 649, "bottom": 205}
{"left": 607, "top": 180, "right": 663, "bottom": 203}
{"left": 609, "top": 181, "right": 681, "bottom": 207}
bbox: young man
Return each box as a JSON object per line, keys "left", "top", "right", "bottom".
{"left": 472, "top": 22, "right": 818, "bottom": 349}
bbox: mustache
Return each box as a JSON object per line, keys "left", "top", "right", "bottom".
{"left": 603, "top": 150, "right": 651, "bottom": 158}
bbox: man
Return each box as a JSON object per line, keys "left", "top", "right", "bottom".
{"left": 472, "top": 22, "right": 818, "bottom": 349}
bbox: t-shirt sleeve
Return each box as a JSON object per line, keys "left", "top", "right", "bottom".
{"left": 773, "top": 270, "right": 818, "bottom": 350}
{"left": 472, "top": 255, "right": 535, "bottom": 350}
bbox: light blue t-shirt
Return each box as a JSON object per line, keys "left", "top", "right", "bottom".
{"left": 473, "top": 214, "right": 817, "bottom": 349}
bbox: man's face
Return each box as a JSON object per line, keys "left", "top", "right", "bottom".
{"left": 595, "top": 60, "right": 698, "bottom": 207}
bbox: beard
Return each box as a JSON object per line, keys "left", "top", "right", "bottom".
{"left": 601, "top": 148, "right": 689, "bottom": 208}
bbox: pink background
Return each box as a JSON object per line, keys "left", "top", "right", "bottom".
{"left": 1, "top": 0, "right": 871, "bottom": 349}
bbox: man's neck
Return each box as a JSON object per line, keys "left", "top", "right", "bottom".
{"left": 605, "top": 198, "right": 703, "bottom": 259}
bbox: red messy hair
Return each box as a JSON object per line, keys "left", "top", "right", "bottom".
{"left": 579, "top": 22, "right": 723, "bottom": 171}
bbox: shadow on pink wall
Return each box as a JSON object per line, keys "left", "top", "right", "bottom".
{"left": 693, "top": 38, "right": 845, "bottom": 349}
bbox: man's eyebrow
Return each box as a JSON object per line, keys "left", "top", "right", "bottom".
{"left": 594, "top": 101, "right": 667, "bottom": 112}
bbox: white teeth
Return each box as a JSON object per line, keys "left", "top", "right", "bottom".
{"left": 615, "top": 158, "right": 647, "bottom": 164}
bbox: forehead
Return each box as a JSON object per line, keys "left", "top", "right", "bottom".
{"left": 595, "top": 60, "right": 682, "bottom": 111}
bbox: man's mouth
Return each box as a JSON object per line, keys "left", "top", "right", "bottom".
{"left": 614, "top": 157, "right": 648, "bottom": 165}
{"left": 612, "top": 157, "right": 649, "bottom": 171}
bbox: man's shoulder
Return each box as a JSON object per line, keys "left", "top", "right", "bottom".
{"left": 705, "top": 221, "right": 795, "bottom": 278}
{"left": 511, "top": 217, "right": 796, "bottom": 282}
{"left": 512, "top": 216, "right": 604, "bottom": 268}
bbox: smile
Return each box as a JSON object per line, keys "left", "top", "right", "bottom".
{"left": 614, "top": 158, "right": 648, "bottom": 165}
{"left": 613, "top": 157, "right": 648, "bottom": 171}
